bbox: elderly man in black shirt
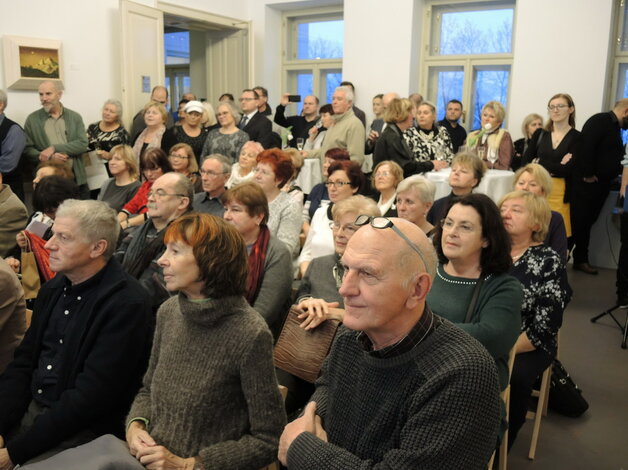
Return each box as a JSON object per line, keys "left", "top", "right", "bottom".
{"left": 0, "top": 200, "right": 152, "bottom": 468}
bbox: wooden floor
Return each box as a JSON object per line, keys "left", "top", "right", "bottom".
{"left": 507, "top": 266, "right": 628, "bottom": 469}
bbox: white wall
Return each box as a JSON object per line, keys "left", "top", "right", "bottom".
{"left": 509, "top": 0, "right": 615, "bottom": 138}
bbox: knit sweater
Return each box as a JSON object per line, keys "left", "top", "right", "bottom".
{"left": 307, "top": 109, "right": 365, "bottom": 168}
{"left": 287, "top": 321, "right": 501, "bottom": 469}
{"left": 427, "top": 266, "right": 522, "bottom": 391}
{"left": 267, "top": 191, "right": 302, "bottom": 256}
{"left": 127, "top": 294, "right": 286, "bottom": 470}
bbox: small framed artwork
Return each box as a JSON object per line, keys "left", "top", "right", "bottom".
{"left": 3, "top": 35, "right": 64, "bottom": 90}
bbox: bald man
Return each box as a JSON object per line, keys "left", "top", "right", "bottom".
{"left": 23, "top": 81, "right": 89, "bottom": 198}
{"left": 279, "top": 216, "right": 501, "bottom": 469}
{"left": 571, "top": 99, "right": 628, "bottom": 275}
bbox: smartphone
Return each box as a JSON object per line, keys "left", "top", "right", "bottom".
{"left": 288, "top": 95, "right": 301, "bottom": 103}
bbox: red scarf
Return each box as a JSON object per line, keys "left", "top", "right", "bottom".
{"left": 25, "top": 230, "right": 55, "bottom": 281}
{"left": 245, "top": 225, "right": 270, "bottom": 305}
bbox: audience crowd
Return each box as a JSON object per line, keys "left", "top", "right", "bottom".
{"left": 0, "top": 78, "right": 627, "bottom": 469}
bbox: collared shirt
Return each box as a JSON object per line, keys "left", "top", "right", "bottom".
{"left": 43, "top": 106, "right": 68, "bottom": 147}
{"left": 356, "top": 306, "right": 441, "bottom": 358}
{"left": 0, "top": 114, "right": 26, "bottom": 173}
{"left": 240, "top": 110, "right": 258, "bottom": 128}
{"left": 31, "top": 266, "right": 107, "bottom": 406}
{"left": 192, "top": 190, "right": 225, "bottom": 217}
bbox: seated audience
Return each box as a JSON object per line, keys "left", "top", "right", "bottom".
{"left": 0, "top": 257, "right": 26, "bottom": 374}
{"left": 167, "top": 143, "right": 202, "bottom": 192}
{"left": 279, "top": 217, "right": 501, "bottom": 468}
{"left": 298, "top": 160, "right": 364, "bottom": 277}
{"left": 282, "top": 148, "right": 305, "bottom": 204}
{"left": 428, "top": 194, "right": 522, "bottom": 398}
{"left": 223, "top": 182, "right": 292, "bottom": 337}
{"left": 31, "top": 161, "right": 74, "bottom": 189}
{"left": 404, "top": 101, "right": 454, "bottom": 170}
{"left": 0, "top": 200, "right": 152, "bottom": 467}
{"left": 118, "top": 148, "right": 172, "bottom": 231}
{"left": 427, "top": 151, "right": 485, "bottom": 224}
{"left": 132, "top": 101, "right": 168, "bottom": 160}
{"left": 115, "top": 173, "right": 193, "bottom": 310}
{"left": 304, "top": 104, "right": 334, "bottom": 151}
{"left": 97, "top": 144, "right": 141, "bottom": 212}
{"left": 5, "top": 176, "right": 79, "bottom": 278}
{"left": 87, "top": 99, "right": 130, "bottom": 176}
{"left": 226, "top": 141, "right": 263, "bottom": 188}
{"left": 396, "top": 175, "right": 437, "bottom": 236}
{"left": 512, "top": 113, "right": 543, "bottom": 171}
{"left": 0, "top": 173, "right": 28, "bottom": 258}
{"left": 24, "top": 213, "right": 286, "bottom": 470}
{"left": 499, "top": 191, "right": 571, "bottom": 448}
{"left": 200, "top": 100, "right": 249, "bottom": 162}
{"left": 371, "top": 160, "right": 403, "bottom": 217}
{"left": 466, "top": 101, "right": 514, "bottom": 170}
{"left": 254, "top": 149, "right": 302, "bottom": 256}
{"left": 161, "top": 101, "right": 209, "bottom": 162}
{"left": 513, "top": 163, "right": 568, "bottom": 260}
{"left": 193, "top": 154, "right": 230, "bottom": 217}
{"left": 303, "top": 148, "right": 350, "bottom": 227}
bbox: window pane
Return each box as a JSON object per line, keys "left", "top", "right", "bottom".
{"left": 297, "top": 20, "right": 344, "bottom": 59}
{"left": 471, "top": 67, "right": 510, "bottom": 129}
{"left": 428, "top": 66, "right": 464, "bottom": 121}
{"left": 164, "top": 31, "right": 190, "bottom": 65}
{"left": 439, "top": 8, "right": 513, "bottom": 55}
{"left": 324, "top": 71, "right": 342, "bottom": 104}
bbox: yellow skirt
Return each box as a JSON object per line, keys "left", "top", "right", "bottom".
{"left": 548, "top": 177, "right": 571, "bottom": 237}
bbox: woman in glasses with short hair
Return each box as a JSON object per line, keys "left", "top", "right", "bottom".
{"left": 298, "top": 160, "right": 364, "bottom": 277}
{"left": 427, "top": 193, "right": 522, "bottom": 435}
{"left": 371, "top": 160, "right": 403, "bottom": 217}
{"left": 522, "top": 93, "right": 581, "bottom": 241}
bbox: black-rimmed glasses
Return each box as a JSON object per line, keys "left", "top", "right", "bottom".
{"left": 354, "top": 215, "right": 428, "bottom": 268}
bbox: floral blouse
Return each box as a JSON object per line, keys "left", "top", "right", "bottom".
{"left": 403, "top": 126, "right": 454, "bottom": 164}
{"left": 509, "top": 244, "right": 572, "bottom": 357}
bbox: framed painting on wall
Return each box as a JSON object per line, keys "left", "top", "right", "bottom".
{"left": 3, "top": 35, "right": 64, "bottom": 90}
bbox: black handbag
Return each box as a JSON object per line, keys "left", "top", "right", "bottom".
{"left": 548, "top": 359, "right": 589, "bottom": 417}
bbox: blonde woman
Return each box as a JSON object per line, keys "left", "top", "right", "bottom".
{"left": 168, "top": 143, "right": 202, "bottom": 192}
{"left": 98, "top": 144, "right": 141, "bottom": 212}
{"left": 466, "top": 101, "right": 514, "bottom": 170}
{"left": 227, "top": 141, "right": 263, "bottom": 188}
{"left": 132, "top": 101, "right": 168, "bottom": 160}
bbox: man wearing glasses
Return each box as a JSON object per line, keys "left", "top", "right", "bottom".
{"left": 193, "top": 154, "right": 231, "bottom": 217}
{"left": 239, "top": 89, "right": 273, "bottom": 148}
{"left": 279, "top": 216, "right": 501, "bottom": 469}
{"left": 115, "top": 172, "right": 193, "bottom": 310}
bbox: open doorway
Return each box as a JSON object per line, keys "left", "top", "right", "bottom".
{"left": 164, "top": 27, "right": 190, "bottom": 124}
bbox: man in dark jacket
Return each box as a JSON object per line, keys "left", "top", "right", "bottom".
{"left": 0, "top": 200, "right": 152, "bottom": 467}
{"left": 571, "top": 99, "right": 628, "bottom": 275}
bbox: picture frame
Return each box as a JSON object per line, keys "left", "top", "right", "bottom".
{"left": 3, "top": 35, "right": 64, "bottom": 90}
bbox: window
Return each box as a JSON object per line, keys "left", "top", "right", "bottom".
{"left": 610, "top": 0, "right": 628, "bottom": 143}
{"left": 283, "top": 9, "right": 343, "bottom": 113}
{"left": 422, "top": 1, "right": 515, "bottom": 130}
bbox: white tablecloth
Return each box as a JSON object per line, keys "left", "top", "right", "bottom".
{"left": 424, "top": 168, "right": 515, "bottom": 203}
{"left": 296, "top": 158, "right": 322, "bottom": 194}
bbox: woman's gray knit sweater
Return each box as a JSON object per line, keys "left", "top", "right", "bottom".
{"left": 127, "top": 294, "right": 286, "bottom": 469}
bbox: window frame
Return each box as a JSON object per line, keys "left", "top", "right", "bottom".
{"left": 420, "top": 0, "right": 515, "bottom": 130}
{"left": 282, "top": 7, "right": 343, "bottom": 109}
{"left": 609, "top": 0, "right": 628, "bottom": 106}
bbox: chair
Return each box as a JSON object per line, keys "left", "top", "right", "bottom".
{"left": 488, "top": 344, "right": 517, "bottom": 470}
{"left": 526, "top": 331, "right": 560, "bottom": 460}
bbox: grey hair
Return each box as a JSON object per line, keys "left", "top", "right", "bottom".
{"left": 335, "top": 86, "right": 354, "bottom": 103}
{"left": 103, "top": 99, "right": 123, "bottom": 121}
{"left": 170, "top": 172, "right": 195, "bottom": 208}
{"left": 397, "top": 175, "right": 436, "bottom": 203}
{"left": 0, "top": 89, "right": 7, "bottom": 106}
{"left": 55, "top": 200, "right": 119, "bottom": 260}
{"left": 217, "top": 100, "right": 241, "bottom": 123}
{"left": 203, "top": 153, "right": 232, "bottom": 174}
{"left": 332, "top": 195, "right": 380, "bottom": 221}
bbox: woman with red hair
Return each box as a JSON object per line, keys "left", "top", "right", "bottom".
{"left": 254, "top": 149, "right": 302, "bottom": 256}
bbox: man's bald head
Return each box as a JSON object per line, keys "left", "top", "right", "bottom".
{"left": 382, "top": 92, "right": 400, "bottom": 110}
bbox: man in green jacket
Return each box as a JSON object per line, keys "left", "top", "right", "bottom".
{"left": 23, "top": 81, "right": 89, "bottom": 198}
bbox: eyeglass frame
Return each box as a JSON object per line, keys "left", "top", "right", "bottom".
{"left": 148, "top": 188, "right": 186, "bottom": 199}
{"left": 329, "top": 221, "right": 359, "bottom": 235}
{"left": 354, "top": 215, "right": 429, "bottom": 269}
{"left": 547, "top": 104, "right": 569, "bottom": 111}
{"left": 168, "top": 153, "right": 190, "bottom": 159}
{"left": 325, "top": 180, "right": 353, "bottom": 189}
